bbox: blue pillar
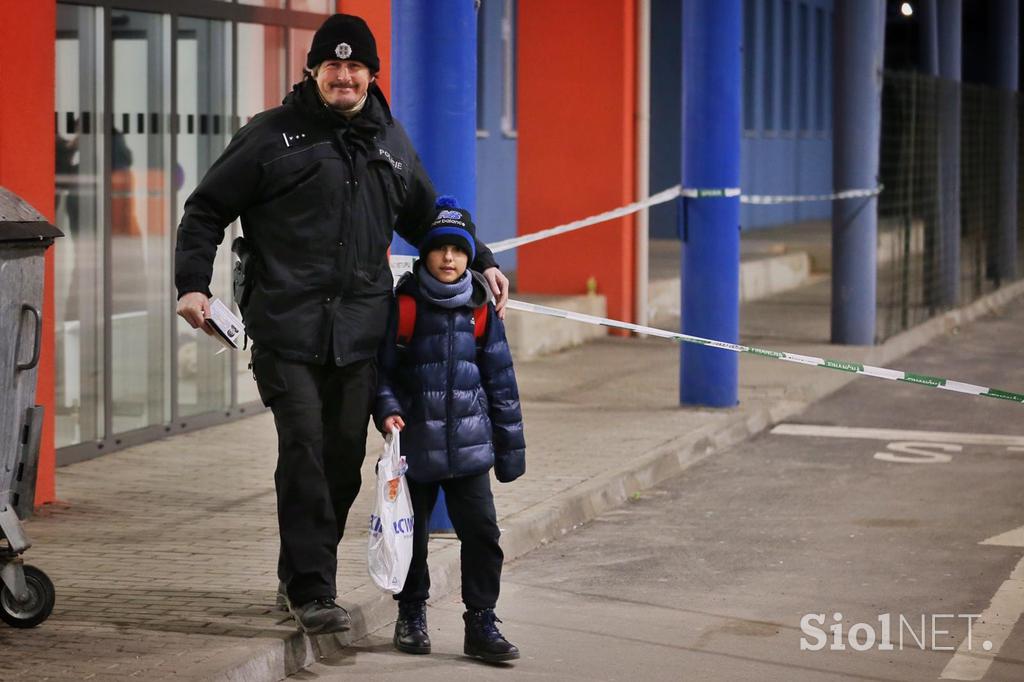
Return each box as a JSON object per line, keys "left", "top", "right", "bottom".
{"left": 831, "top": 0, "right": 885, "bottom": 345}
{"left": 936, "top": 0, "right": 962, "bottom": 307}
{"left": 990, "top": 0, "right": 1019, "bottom": 283}
{"left": 680, "top": 0, "right": 741, "bottom": 407}
{"left": 391, "top": 1, "right": 478, "bottom": 253}
{"left": 392, "top": 1, "right": 478, "bottom": 531}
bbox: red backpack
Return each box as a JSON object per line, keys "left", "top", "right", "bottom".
{"left": 396, "top": 294, "right": 489, "bottom": 346}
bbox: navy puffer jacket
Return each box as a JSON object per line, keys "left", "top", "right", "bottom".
{"left": 374, "top": 267, "right": 526, "bottom": 483}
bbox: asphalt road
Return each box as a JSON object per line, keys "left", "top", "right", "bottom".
{"left": 297, "top": 305, "right": 1024, "bottom": 681}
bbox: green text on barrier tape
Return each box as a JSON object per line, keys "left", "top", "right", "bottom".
{"left": 504, "top": 299, "right": 1024, "bottom": 406}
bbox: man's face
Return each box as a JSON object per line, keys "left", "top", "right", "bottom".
{"left": 314, "top": 59, "right": 373, "bottom": 110}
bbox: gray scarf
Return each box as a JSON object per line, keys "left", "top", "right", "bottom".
{"left": 416, "top": 266, "right": 474, "bottom": 309}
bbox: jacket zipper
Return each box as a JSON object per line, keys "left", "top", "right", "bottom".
{"left": 446, "top": 309, "right": 456, "bottom": 477}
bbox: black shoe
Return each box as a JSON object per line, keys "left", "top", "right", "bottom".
{"left": 289, "top": 597, "right": 351, "bottom": 635}
{"left": 463, "top": 608, "right": 520, "bottom": 662}
{"left": 275, "top": 581, "right": 289, "bottom": 612}
{"left": 394, "top": 601, "right": 431, "bottom": 654}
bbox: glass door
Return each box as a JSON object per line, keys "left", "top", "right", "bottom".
{"left": 175, "top": 16, "right": 234, "bottom": 417}
{"left": 110, "top": 10, "right": 172, "bottom": 434}
{"left": 54, "top": 4, "right": 105, "bottom": 447}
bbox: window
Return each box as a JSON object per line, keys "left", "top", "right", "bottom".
{"left": 816, "top": 7, "right": 828, "bottom": 132}
{"left": 477, "top": 5, "right": 487, "bottom": 136}
{"left": 54, "top": 1, "right": 325, "bottom": 461}
{"left": 781, "top": 0, "right": 792, "bottom": 132}
{"left": 743, "top": 0, "right": 757, "bottom": 132}
{"left": 175, "top": 16, "right": 234, "bottom": 418}
{"left": 55, "top": 3, "right": 105, "bottom": 447}
{"left": 500, "top": 0, "right": 517, "bottom": 138}
{"left": 799, "top": 3, "right": 809, "bottom": 132}
{"left": 763, "top": 0, "right": 775, "bottom": 131}
{"left": 288, "top": 0, "right": 331, "bottom": 11}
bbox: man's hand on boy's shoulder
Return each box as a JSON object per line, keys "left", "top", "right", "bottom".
{"left": 482, "top": 267, "right": 509, "bottom": 319}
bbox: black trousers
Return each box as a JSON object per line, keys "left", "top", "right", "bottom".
{"left": 397, "top": 472, "right": 503, "bottom": 610}
{"left": 252, "top": 349, "right": 376, "bottom": 605}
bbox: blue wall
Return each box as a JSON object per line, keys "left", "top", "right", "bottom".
{"left": 650, "top": 0, "right": 834, "bottom": 238}
{"left": 475, "top": 0, "right": 518, "bottom": 271}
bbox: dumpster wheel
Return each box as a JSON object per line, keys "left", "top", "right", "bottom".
{"left": 0, "top": 565, "right": 55, "bottom": 628}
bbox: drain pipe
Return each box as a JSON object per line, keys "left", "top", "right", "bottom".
{"left": 635, "top": 0, "right": 651, "bottom": 330}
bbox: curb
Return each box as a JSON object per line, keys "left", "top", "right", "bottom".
{"left": 205, "top": 278, "right": 1024, "bottom": 682}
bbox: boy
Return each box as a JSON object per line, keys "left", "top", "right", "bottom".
{"left": 375, "top": 197, "right": 525, "bottom": 662}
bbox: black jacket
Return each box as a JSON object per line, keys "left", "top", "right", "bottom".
{"left": 174, "top": 80, "right": 497, "bottom": 365}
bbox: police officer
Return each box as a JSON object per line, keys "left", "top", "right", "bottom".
{"left": 174, "top": 14, "right": 509, "bottom": 635}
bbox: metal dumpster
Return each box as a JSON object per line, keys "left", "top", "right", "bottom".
{"left": 0, "top": 187, "right": 62, "bottom": 628}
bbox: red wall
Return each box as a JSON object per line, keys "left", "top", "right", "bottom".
{"left": 0, "top": 2, "right": 58, "bottom": 505}
{"left": 338, "top": 0, "right": 392, "bottom": 99}
{"left": 516, "top": 0, "right": 637, "bottom": 323}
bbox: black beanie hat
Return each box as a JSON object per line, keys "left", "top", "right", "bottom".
{"left": 419, "top": 196, "right": 477, "bottom": 262}
{"left": 306, "top": 14, "right": 380, "bottom": 73}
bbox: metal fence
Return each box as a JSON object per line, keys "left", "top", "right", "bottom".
{"left": 877, "top": 71, "right": 1023, "bottom": 341}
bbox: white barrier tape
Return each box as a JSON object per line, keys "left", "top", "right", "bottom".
{"left": 488, "top": 184, "right": 883, "bottom": 255}
{"left": 488, "top": 185, "right": 683, "bottom": 254}
{"left": 505, "top": 298, "right": 1024, "bottom": 405}
{"left": 742, "top": 185, "right": 884, "bottom": 205}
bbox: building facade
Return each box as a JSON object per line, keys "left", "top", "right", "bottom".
{"left": 11, "top": 1, "right": 994, "bottom": 504}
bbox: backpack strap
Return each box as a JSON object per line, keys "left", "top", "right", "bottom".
{"left": 396, "top": 294, "right": 417, "bottom": 345}
{"left": 397, "top": 294, "right": 487, "bottom": 345}
{"left": 473, "top": 304, "right": 488, "bottom": 342}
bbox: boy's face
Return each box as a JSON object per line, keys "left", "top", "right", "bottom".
{"left": 425, "top": 245, "right": 469, "bottom": 283}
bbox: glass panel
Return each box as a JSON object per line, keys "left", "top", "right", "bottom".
{"left": 237, "top": 23, "right": 286, "bottom": 124}
{"left": 236, "top": 23, "right": 286, "bottom": 404}
{"left": 501, "top": 0, "right": 517, "bottom": 136}
{"left": 237, "top": 0, "right": 286, "bottom": 8}
{"left": 110, "top": 10, "right": 172, "bottom": 433}
{"left": 477, "top": 7, "right": 486, "bottom": 132}
{"left": 289, "top": 0, "right": 332, "bottom": 12}
{"left": 781, "top": 0, "right": 792, "bottom": 132}
{"left": 743, "top": 0, "right": 756, "bottom": 131}
{"left": 763, "top": 0, "right": 775, "bottom": 130}
{"left": 55, "top": 4, "right": 105, "bottom": 448}
{"left": 176, "top": 17, "right": 233, "bottom": 418}
{"left": 799, "top": 3, "right": 809, "bottom": 132}
{"left": 289, "top": 27, "right": 315, "bottom": 84}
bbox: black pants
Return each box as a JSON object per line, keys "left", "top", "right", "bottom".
{"left": 397, "top": 472, "right": 503, "bottom": 610}
{"left": 252, "top": 349, "right": 376, "bottom": 605}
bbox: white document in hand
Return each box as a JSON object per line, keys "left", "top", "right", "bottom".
{"left": 206, "top": 298, "right": 245, "bottom": 351}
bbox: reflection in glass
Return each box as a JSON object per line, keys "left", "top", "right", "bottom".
{"left": 289, "top": 28, "right": 315, "bottom": 84}
{"left": 237, "top": 0, "right": 286, "bottom": 7}
{"left": 111, "top": 10, "right": 172, "bottom": 433}
{"left": 54, "top": 3, "right": 104, "bottom": 447}
{"left": 289, "top": 1, "right": 332, "bottom": 13}
{"left": 236, "top": 22, "right": 286, "bottom": 404}
{"left": 176, "top": 17, "right": 234, "bottom": 417}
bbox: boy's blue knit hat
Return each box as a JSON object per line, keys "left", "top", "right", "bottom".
{"left": 419, "top": 195, "right": 477, "bottom": 261}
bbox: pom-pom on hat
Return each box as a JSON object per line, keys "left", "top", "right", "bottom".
{"left": 306, "top": 14, "right": 380, "bottom": 72}
{"left": 419, "top": 195, "right": 477, "bottom": 262}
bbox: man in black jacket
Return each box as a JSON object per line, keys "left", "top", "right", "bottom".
{"left": 174, "top": 14, "right": 509, "bottom": 635}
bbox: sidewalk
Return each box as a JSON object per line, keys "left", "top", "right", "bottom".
{"left": 5, "top": 272, "right": 1024, "bottom": 681}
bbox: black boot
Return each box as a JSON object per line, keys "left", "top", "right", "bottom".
{"left": 289, "top": 597, "right": 351, "bottom": 635}
{"left": 463, "top": 608, "right": 520, "bottom": 662}
{"left": 394, "top": 601, "right": 431, "bottom": 654}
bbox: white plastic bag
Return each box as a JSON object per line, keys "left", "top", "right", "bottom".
{"left": 367, "top": 428, "right": 414, "bottom": 593}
